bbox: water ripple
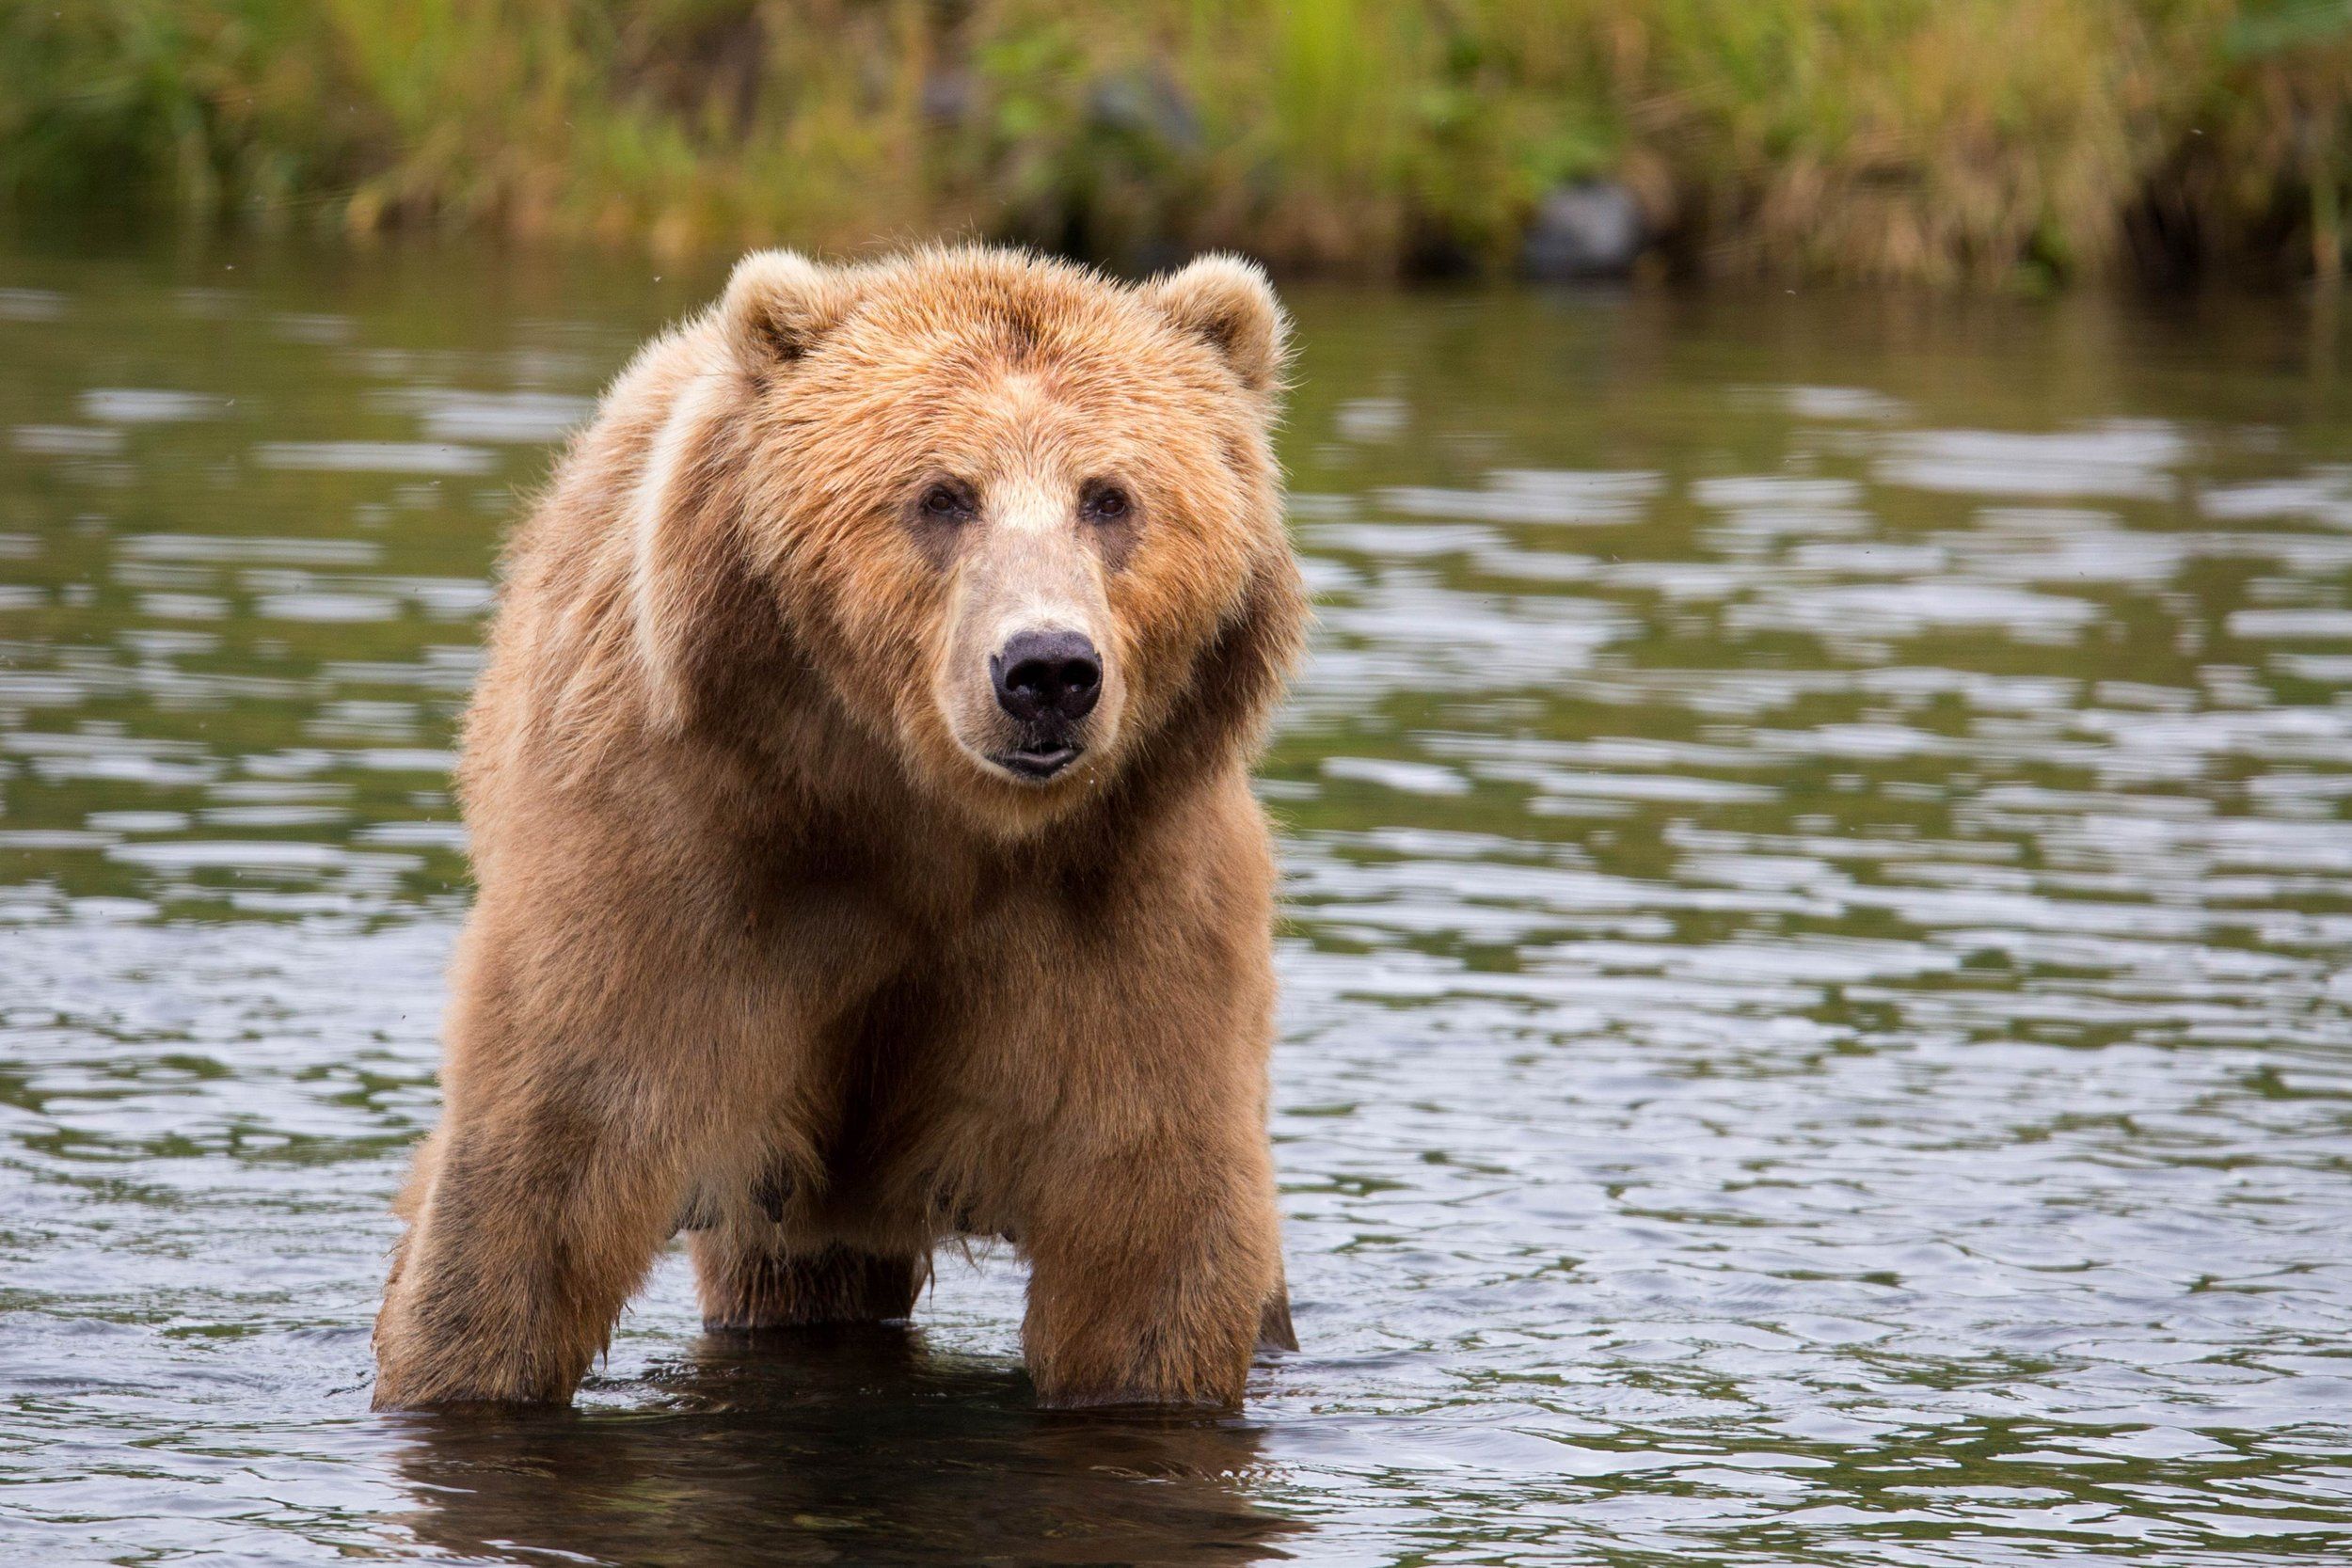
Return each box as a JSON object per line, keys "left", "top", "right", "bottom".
{"left": 2, "top": 258, "right": 2348, "bottom": 1564}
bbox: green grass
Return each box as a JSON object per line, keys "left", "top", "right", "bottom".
{"left": 2, "top": 0, "right": 2347, "bottom": 286}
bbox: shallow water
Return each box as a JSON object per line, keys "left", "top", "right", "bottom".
{"left": 3, "top": 241, "right": 2350, "bottom": 1565}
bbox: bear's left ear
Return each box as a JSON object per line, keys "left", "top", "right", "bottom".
{"left": 720, "top": 250, "right": 862, "bottom": 377}
{"left": 1140, "top": 254, "right": 1291, "bottom": 396}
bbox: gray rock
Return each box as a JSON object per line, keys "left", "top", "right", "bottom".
{"left": 1522, "top": 182, "right": 1645, "bottom": 280}
{"left": 920, "top": 71, "right": 973, "bottom": 126}
{"left": 1089, "top": 67, "right": 1199, "bottom": 150}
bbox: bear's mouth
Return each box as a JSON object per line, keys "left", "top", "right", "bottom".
{"left": 995, "top": 740, "right": 1082, "bottom": 782}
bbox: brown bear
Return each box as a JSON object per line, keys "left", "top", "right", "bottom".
{"left": 370, "top": 245, "right": 1308, "bottom": 1411}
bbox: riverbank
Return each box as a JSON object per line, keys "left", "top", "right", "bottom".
{"left": 3, "top": 1, "right": 2347, "bottom": 287}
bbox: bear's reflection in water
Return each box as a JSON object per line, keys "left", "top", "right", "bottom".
{"left": 390, "top": 1326, "right": 1299, "bottom": 1565}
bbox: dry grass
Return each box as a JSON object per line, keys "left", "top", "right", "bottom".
{"left": 1, "top": 0, "right": 2345, "bottom": 285}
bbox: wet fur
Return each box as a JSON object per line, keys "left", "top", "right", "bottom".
{"left": 373, "top": 246, "right": 1307, "bottom": 1410}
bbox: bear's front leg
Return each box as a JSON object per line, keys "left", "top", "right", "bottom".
{"left": 1020, "top": 1130, "right": 1285, "bottom": 1409}
{"left": 371, "top": 908, "right": 746, "bottom": 1410}
{"left": 372, "top": 1079, "right": 690, "bottom": 1409}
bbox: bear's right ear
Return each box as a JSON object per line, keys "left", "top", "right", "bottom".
{"left": 719, "top": 250, "right": 860, "bottom": 377}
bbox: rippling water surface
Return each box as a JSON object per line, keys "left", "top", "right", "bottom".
{"left": 4, "top": 243, "right": 2351, "bottom": 1565}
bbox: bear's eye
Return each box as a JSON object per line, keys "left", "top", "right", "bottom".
{"left": 1080, "top": 483, "right": 1132, "bottom": 524}
{"left": 918, "top": 483, "right": 975, "bottom": 520}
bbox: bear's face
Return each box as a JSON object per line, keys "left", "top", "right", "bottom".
{"left": 676, "top": 248, "right": 1300, "bottom": 835}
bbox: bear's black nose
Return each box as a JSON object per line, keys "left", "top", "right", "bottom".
{"left": 991, "top": 629, "right": 1102, "bottom": 725}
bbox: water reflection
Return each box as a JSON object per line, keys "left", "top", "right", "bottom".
{"left": 395, "top": 1331, "right": 1295, "bottom": 1566}
{"left": 2, "top": 242, "right": 2350, "bottom": 1562}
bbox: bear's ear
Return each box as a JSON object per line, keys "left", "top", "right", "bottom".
{"left": 1140, "top": 254, "right": 1290, "bottom": 395}
{"left": 720, "top": 250, "right": 860, "bottom": 376}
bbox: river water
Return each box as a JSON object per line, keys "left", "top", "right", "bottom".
{"left": 3, "top": 242, "right": 2349, "bottom": 1565}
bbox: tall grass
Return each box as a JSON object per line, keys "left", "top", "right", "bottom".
{"left": 1, "top": 0, "right": 2346, "bottom": 286}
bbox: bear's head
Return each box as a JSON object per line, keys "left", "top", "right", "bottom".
{"left": 629, "top": 246, "right": 1306, "bottom": 836}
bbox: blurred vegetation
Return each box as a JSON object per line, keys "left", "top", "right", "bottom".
{"left": 1, "top": 0, "right": 2348, "bottom": 287}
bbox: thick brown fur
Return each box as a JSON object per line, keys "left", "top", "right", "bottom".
{"left": 372, "top": 246, "right": 1308, "bottom": 1411}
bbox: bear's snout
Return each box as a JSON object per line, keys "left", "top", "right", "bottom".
{"left": 992, "top": 629, "right": 1102, "bottom": 724}
{"left": 988, "top": 628, "right": 1102, "bottom": 779}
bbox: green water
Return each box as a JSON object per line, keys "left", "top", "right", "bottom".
{"left": 3, "top": 240, "right": 2350, "bottom": 1564}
